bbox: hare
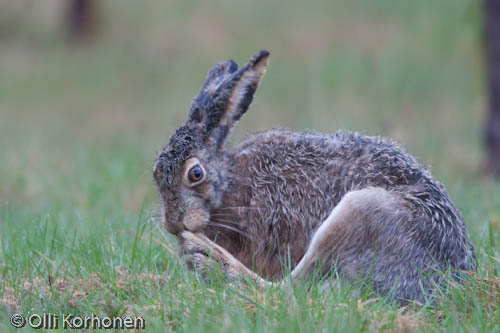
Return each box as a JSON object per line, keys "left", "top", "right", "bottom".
{"left": 153, "top": 50, "right": 476, "bottom": 304}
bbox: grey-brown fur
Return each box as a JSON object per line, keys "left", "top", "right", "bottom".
{"left": 153, "top": 50, "right": 476, "bottom": 304}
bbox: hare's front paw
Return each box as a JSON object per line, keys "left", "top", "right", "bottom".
{"left": 179, "top": 231, "right": 270, "bottom": 287}
{"left": 178, "top": 231, "right": 228, "bottom": 281}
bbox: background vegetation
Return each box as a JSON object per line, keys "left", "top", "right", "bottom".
{"left": 1, "top": 0, "right": 499, "bottom": 331}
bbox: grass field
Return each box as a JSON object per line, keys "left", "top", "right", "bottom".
{"left": 1, "top": 0, "right": 499, "bottom": 331}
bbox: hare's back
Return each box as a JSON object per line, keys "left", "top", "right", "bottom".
{"left": 234, "top": 129, "right": 463, "bottom": 230}
{"left": 235, "top": 129, "right": 428, "bottom": 191}
{"left": 231, "top": 129, "right": 427, "bottom": 245}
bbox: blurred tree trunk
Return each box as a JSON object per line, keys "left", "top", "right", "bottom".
{"left": 484, "top": 0, "right": 500, "bottom": 176}
{"left": 66, "top": 0, "right": 98, "bottom": 42}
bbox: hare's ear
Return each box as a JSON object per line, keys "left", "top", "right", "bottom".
{"left": 200, "top": 50, "right": 269, "bottom": 151}
{"left": 187, "top": 59, "right": 239, "bottom": 127}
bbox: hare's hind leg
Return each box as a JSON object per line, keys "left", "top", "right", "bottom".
{"left": 291, "top": 187, "right": 414, "bottom": 286}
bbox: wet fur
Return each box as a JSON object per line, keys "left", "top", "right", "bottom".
{"left": 154, "top": 51, "right": 476, "bottom": 304}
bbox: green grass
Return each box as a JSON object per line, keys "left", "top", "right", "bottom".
{"left": 1, "top": 0, "right": 499, "bottom": 331}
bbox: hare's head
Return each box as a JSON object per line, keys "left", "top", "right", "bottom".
{"left": 153, "top": 50, "right": 269, "bottom": 235}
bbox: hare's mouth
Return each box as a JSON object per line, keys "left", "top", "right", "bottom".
{"left": 182, "top": 209, "right": 210, "bottom": 233}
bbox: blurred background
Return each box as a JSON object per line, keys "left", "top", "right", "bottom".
{"left": 0, "top": 1, "right": 496, "bottom": 224}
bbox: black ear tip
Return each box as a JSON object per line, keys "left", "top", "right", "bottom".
{"left": 258, "top": 50, "right": 270, "bottom": 58}
{"left": 250, "top": 50, "right": 270, "bottom": 67}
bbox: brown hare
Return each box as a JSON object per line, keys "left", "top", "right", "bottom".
{"left": 153, "top": 50, "right": 476, "bottom": 304}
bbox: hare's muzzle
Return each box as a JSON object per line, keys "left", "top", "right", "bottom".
{"left": 181, "top": 209, "right": 210, "bottom": 233}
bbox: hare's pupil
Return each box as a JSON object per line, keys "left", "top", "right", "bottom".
{"left": 193, "top": 167, "right": 201, "bottom": 178}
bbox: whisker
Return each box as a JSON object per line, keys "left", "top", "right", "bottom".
{"left": 207, "top": 222, "right": 249, "bottom": 238}
{"left": 210, "top": 218, "right": 241, "bottom": 226}
{"left": 210, "top": 213, "right": 239, "bottom": 217}
{"left": 218, "top": 206, "right": 269, "bottom": 211}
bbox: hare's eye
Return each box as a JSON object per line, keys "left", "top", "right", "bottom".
{"left": 188, "top": 165, "right": 204, "bottom": 183}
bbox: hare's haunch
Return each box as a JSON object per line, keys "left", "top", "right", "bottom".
{"left": 154, "top": 50, "right": 476, "bottom": 303}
